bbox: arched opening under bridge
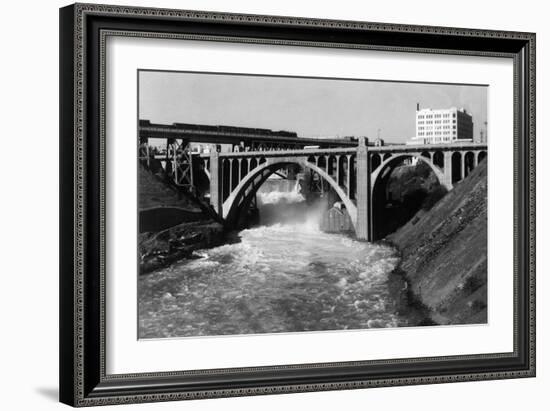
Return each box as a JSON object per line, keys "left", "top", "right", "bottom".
{"left": 478, "top": 150, "right": 487, "bottom": 164}
{"left": 464, "top": 152, "right": 475, "bottom": 178}
{"left": 451, "top": 152, "right": 462, "bottom": 184}
{"left": 222, "top": 158, "right": 357, "bottom": 231}
{"left": 370, "top": 153, "right": 381, "bottom": 172}
{"left": 371, "top": 154, "right": 447, "bottom": 240}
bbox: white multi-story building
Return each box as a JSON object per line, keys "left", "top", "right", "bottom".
{"left": 409, "top": 107, "right": 473, "bottom": 145}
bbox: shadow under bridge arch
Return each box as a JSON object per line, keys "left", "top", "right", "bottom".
{"left": 370, "top": 153, "right": 447, "bottom": 240}
{"left": 222, "top": 157, "right": 358, "bottom": 228}
{"left": 371, "top": 153, "right": 446, "bottom": 192}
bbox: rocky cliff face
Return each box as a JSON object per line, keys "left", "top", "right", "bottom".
{"left": 138, "top": 164, "right": 225, "bottom": 275}
{"left": 139, "top": 164, "right": 200, "bottom": 211}
{"left": 387, "top": 160, "right": 488, "bottom": 325}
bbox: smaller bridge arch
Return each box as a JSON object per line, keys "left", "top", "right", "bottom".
{"left": 250, "top": 157, "right": 258, "bottom": 170}
{"left": 451, "top": 152, "right": 463, "bottom": 184}
{"left": 433, "top": 151, "right": 444, "bottom": 168}
{"left": 420, "top": 151, "right": 432, "bottom": 161}
{"left": 464, "top": 151, "right": 475, "bottom": 177}
{"left": 478, "top": 150, "right": 487, "bottom": 163}
{"left": 370, "top": 153, "right": 382, "bottom": 172}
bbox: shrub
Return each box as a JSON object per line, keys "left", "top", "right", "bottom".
{"left": 415, "top": 161, "right": 432, "bottom": 179}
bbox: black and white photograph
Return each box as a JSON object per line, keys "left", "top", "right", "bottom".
{"left": 1, "top": 0, "right": 544, "bottom": 408}
{"left": 137, "top": 70, "right": 488, "bottom": 339}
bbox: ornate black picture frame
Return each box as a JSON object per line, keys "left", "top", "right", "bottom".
{"left": 59, "top": 3, "right": 535, "bottom": 407}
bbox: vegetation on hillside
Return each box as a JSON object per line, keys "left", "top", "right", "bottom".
{"left": 388, "top": 160, "right": 488, "bottom": 325}
{"left": 373, "top": 161, "right": 447, "bottom": 239}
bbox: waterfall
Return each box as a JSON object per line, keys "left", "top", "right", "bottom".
{"left": 255, "top": 176, "right": 328, "bottom": 228}
{"left": 256, "top": 177, "right": 305, "bottom": 205}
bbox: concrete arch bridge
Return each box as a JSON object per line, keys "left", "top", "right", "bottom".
{"left": 200, "top": 138, "right": 487, "bottom": 241}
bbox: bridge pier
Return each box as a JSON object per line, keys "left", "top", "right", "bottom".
{"left": 355, "top": 138, "right": 371, "bottom": 241}
{"left": 209, "top": 150, "right": 222, "bottom": 214}
{"left": 443, "top": 151, "right": 454, "bottom": 190}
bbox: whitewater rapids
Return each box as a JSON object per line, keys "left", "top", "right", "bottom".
{"left": 138, "top": 177, "right": 415, "bottom": 338}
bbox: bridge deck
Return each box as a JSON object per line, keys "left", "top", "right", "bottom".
{"left": 140, "top": 125, "right": 357, "bottom": 147}
{"left": 200, "top": 142, "right": 488, "bottom": 158}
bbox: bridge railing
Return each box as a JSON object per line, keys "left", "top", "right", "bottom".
{"left": 199, "top": 147, "right": 357, "bottom": 159}
{"left": 197, "top": 142, "right": 487, "bottom": 158}
{"left": 368, "top": 142, "right": 488, "bottom": 152}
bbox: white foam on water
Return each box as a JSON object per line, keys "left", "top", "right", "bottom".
{"left": 257, "top": 179, "right": 304, "bottom": 205}
{"left": 139, "top": 177, "right": 410, "bottom": 338}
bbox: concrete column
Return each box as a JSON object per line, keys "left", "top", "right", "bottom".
{"left": 355, "top": 137, "right": 370, "bottom": 241}
{"left": 209, "top": 150, "right": 222, "bottom": 215}
{"left": 443, "top": 151, "right": 453, "bottom": 190}
{"left": 346, "top": 155, "right": 352, "bottom": 197}
{"left": 325, "top": 155, "right": 330, "bottom": 175}
{"left": 473, "top": 151, "right": 479, "bottom": 168}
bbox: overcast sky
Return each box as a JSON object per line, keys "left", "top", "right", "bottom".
{"left": 139, "top": 70, "right": 487, "bottom": 144}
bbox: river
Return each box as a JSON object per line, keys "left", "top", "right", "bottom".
{"left": 138, "top": 177, "right": 422, "bottom": 339}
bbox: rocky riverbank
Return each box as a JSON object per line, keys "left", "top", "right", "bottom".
{"left": 138, "top": 164, "right": 227, "bottom": 275}
{"left": 387, "top": 159, "right": 488, "bottom": 325}
{"left": 139, "top": 219, "right": 226, "bottom": 275}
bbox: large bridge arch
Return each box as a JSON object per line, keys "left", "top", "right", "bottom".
{"left": 370, "top": 153, "right": 448, "bottom": 240}
{"left": 371, "top": 153, "right": 447, "bottom": 192}
{"left": 222, "top": 157, "right": 357, "bottom": 228}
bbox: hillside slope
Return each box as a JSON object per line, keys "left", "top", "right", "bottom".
{"left": 139, "top": 164, "right": 200, "bottom": 211}
{"left": 387, "top": 159, "right": 488, "bottom": 325}
{"left": 138, "top": 164, "right": 225, "bottom": 274}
